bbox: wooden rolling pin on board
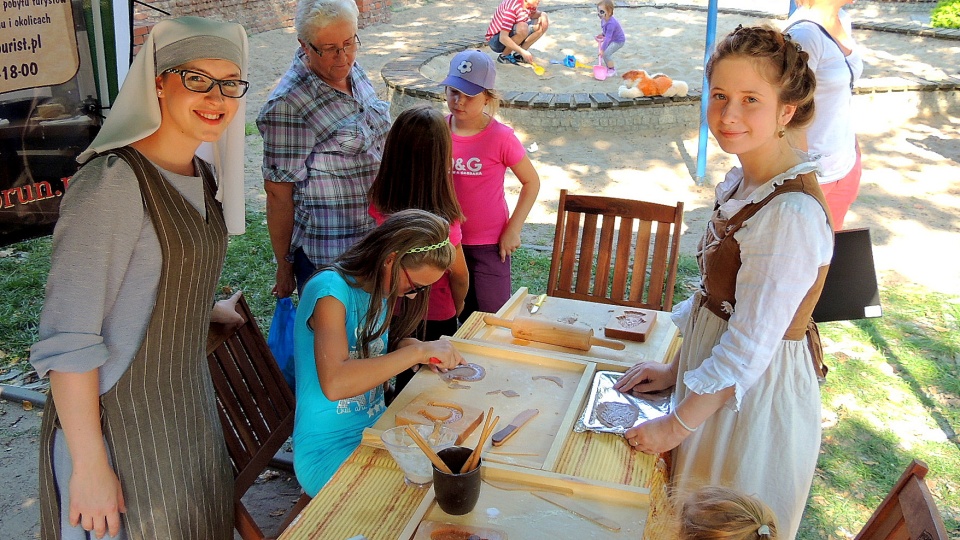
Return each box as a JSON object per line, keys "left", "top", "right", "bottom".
{"left": 483, "top": 315, "right": 626, "bottom": 351}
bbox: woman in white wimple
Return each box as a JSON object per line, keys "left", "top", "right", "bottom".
{"left": 31, "top": 17, "right": 248, "bottom": 540}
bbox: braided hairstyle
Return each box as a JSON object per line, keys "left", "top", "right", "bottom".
{"left": 706, "top": 24, "right": 816, "bottom": 130}
{"left": 678, "top": 486, "right": 780, "bottom": 540}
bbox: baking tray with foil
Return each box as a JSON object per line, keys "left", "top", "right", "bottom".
{"left": 574, "top": 370, "right": 672, "bottom": 435}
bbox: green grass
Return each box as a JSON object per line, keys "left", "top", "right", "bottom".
{"left": 801, "top": 286, "right": 960, "bottom": 538}
{"left": 0, "top": 238, "right": 51, "bottom": 369}
{"left": 2, "top": 215, "right": 959, "bottom": 536}
{"left": 932, "top": 0, "right": 960, "bottom": 29}
{"left": 216, "top": 212, "right": 278, "bottom": 328}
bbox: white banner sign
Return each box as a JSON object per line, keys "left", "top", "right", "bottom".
{"left": 0, "top": 0, "right": 79, "bottom": 93}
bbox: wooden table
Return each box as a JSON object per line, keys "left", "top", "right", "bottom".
{"left": 278, "top": 291, "right": 681, "bottom": 540}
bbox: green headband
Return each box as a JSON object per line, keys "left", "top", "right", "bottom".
{"left": 405, "top": 238, "right": 451, "bottom": 254}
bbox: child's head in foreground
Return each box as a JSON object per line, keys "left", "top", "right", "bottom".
{"left": 678, "top": 486, "right": 779, "bottom": 540}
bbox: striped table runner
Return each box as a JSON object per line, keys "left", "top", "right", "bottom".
{"left": 280, "top": 446, "right": 428, "bottom": 540}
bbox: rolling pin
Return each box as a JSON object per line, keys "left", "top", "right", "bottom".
{"left": 483, "top": 315, "right": 626, "bottom": 351}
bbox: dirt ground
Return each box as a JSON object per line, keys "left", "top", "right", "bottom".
{"left": 2, "top": 1, "right": 959, "bottom": 538}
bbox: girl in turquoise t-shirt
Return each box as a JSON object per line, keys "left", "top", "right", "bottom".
{"left": 292, "top": 209, "right": 465, "bottom": 496}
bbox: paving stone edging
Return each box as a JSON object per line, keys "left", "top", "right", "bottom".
{"left": 381, "top": 3, "right": 960, "bottom": 130}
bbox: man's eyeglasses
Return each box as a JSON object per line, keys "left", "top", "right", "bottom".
{"left": 162, "top": 68, "right": 250, "bottom": 98}
{"left": 308, "top": 35, "right": 361, "bottom": 58}
{"left": 400, "top": 265, "right": 430, "bottom": 299}
{"left": 598, "top": 9, "right": 606, "bottom": 15}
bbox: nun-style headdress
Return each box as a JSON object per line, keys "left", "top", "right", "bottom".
{"left": 79, "top": 17, "right": 249, "bottom": 235}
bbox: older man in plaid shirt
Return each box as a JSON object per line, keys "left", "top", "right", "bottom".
{"left": 258, "top": 0, "right": 390, "bottom": 298}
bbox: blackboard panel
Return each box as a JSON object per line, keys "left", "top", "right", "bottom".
{"left": 813, "top": 228, "right": 882, "bottom": 323}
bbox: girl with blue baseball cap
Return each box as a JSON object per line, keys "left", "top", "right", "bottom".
{"left": 442, "top": 50, "right": 541, "bottom": 320}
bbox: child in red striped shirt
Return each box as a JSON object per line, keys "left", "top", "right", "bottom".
{"left": 484, "top": 0, "right": 550, "bottom": 65}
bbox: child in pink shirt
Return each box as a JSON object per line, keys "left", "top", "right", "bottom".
{"left": 441, "top": 50, "right": 541, "bottom": 320}
{"left": 368, "top": 105, "right": 469, "bottom": 341}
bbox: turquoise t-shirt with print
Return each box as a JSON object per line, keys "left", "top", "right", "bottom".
{"left": 292, "top": 269, "right": 388, "bottom": 496}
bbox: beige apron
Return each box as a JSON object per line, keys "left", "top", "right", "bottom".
{"left": 39, "top": 146, "right": 233, "bottom": 539}
{"left": 672, "top": 171, "right": 831, "bottom": 540}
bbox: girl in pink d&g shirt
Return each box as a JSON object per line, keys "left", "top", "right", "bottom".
{"left": 442, "top": 49, "right": 540, "bottom": 321}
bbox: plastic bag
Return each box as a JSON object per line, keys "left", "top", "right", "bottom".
{"left": 267, "top": 297, "right": 297, "bottom": 392}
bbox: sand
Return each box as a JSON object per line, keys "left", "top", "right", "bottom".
{"left": 420, "top": 6, "right": 960, "bottom": 95}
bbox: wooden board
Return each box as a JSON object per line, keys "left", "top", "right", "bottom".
{"left": 603, "top": 306, "right": 657, "bottom": 342}
{"left": 406, "top": 462, "right": 649, "bottom": 539}
{"left": 372, "top": 339, "right": 596, "bottom": 472}
{"left": 457, "top": 288, "right": 680, "bottom": 368}
{"left": 395, "top": 392, "right": 485, "bottom": 445}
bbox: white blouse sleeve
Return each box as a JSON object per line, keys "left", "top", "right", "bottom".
{"left": 671, "top": 295, "right": 695, "bottom": 336}
{"left": 682, "top": 192, "right": 833, "bottom": 409}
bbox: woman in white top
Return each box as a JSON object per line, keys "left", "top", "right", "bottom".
{"left": 786, "top": 0, "right": 864, "bottom": 229}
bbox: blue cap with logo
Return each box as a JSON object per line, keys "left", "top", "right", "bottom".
{"left": 442, "top": 49, "right": 497, "bottom": 97}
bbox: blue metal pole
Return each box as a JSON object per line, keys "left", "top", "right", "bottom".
{"left": 694, "top": 0, "right": 719, "bottom": 186}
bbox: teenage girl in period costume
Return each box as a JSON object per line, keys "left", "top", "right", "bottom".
{"left": 30, "top": 17, "right": 249, "bottom": 539}
{"left": 615, "top": 26, "right": 833, "bottom": 540}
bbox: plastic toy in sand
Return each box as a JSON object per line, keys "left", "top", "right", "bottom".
{"left": 562, "top": 55, "right": 592, "bottom": 71}
{"left": 593, "top": 44, "right": 607, "bottom": 81}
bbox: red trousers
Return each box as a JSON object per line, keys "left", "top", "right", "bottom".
{"left": 819, "top": 141, "right": 862, "bottom": 231}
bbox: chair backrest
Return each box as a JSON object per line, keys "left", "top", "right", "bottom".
{"left": 854, "top": 459, "right": 949, "bottom": 540}
{"left": 547, "top": 190, "right": 684, "bottom": 312}
{"left": 206, "top": 293, "right": 298, "bottom": 539}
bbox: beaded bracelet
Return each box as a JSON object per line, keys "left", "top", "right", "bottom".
{"left": 673, "top": 410, "right": 698, "bottom": 432}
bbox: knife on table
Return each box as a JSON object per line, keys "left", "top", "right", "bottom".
{"left": 528, "top": 294, "right": 547, "bottom": 314}
{"left": 491, "top": 408, "right": 539, "bottom": 446}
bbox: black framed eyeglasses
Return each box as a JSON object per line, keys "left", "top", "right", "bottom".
{"left": 400, "top": 265, "right": 429, "bottom": 299}
{"left": 308, "top": 35, "right": 361, "bottom": 58}
{"left": 598, "top": 9, "right": 606, "bottom": 15}
{"left": 162, "top": 68, "right": 250, "bottom": 98}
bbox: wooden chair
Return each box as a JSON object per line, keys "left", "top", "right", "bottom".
{"left": 547, "top": 190, "right": 684, "bottom": 312}
{"left": 854, "top": 459, "right": 949, "bottom": 540}
{"left": 206, "top": 294, "right": 309, "bottom": 540}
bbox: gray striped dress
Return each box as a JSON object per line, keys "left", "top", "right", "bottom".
{"left": 38, "top": 147, "right": 233, "bottom": 539}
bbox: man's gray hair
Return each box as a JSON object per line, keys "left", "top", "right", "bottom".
{"left": 295, "top": 0, "right": 359, "bottom": 41}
